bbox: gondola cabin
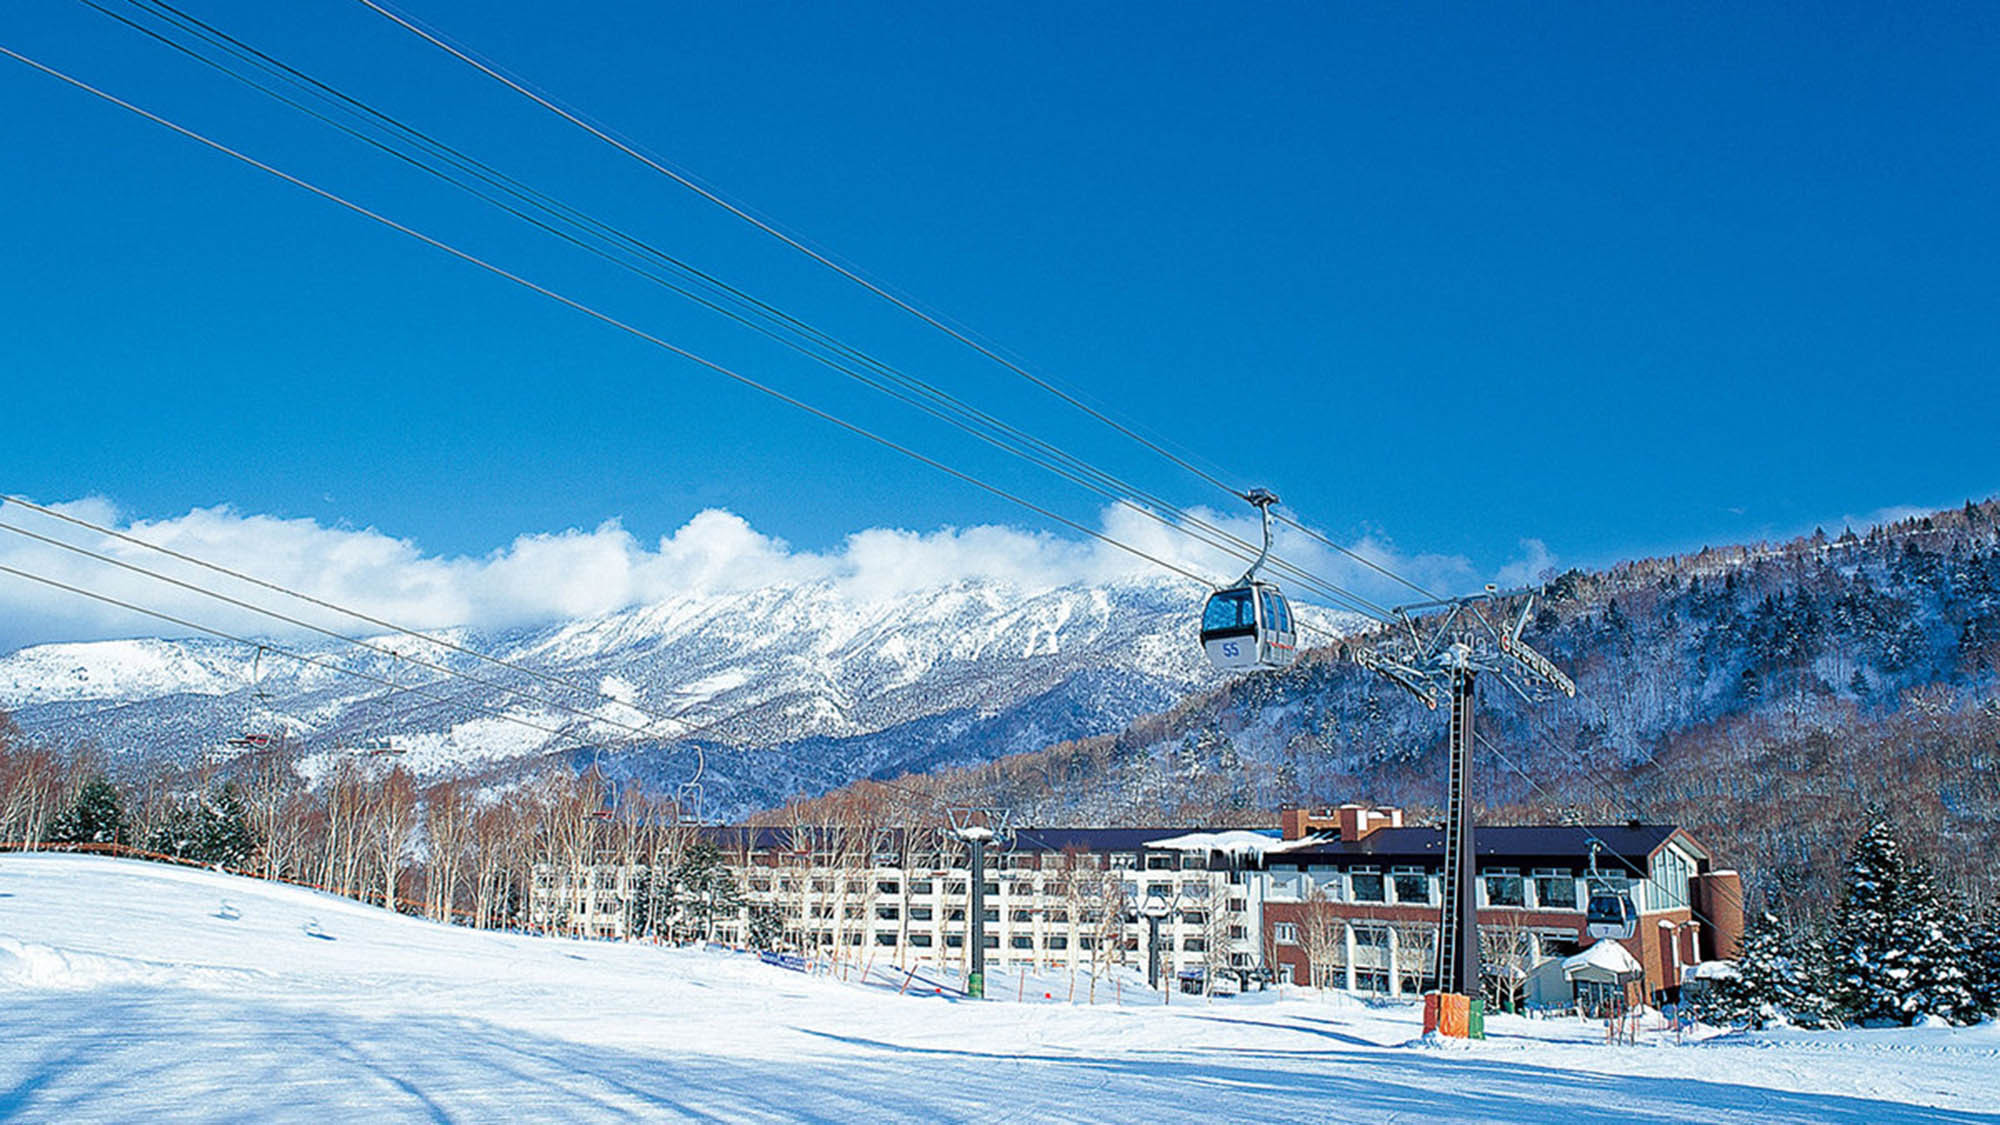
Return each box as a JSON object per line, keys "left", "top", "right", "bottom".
{"left": 1200, "top": 581, "right": 1298, "bottom": 672}
{"left": 1584, "top": 890, "right": 1638, "bottom": 940}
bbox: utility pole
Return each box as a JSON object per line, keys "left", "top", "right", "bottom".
{"left": 1356, "top": 586, "right": 1576, "bottom": 1000}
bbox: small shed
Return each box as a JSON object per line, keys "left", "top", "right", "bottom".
{"left": 1564, "top": 940, "right": 1645, "bottom": 1015}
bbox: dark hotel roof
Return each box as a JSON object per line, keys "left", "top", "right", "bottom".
{"left": 1264, "top": 824, "right": 1701, "bottom": 876}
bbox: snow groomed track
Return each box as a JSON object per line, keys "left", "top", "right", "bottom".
{"left": 2, "top": 855, "right": 1995, "bottom": 1123}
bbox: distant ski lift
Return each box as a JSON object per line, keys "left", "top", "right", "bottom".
{"left": 1199, "top": 489, "right": 1298, "bottom": 673}
{"left": 676, "top": 780, "right": 706, "bottom": 825}
{"left": 227, "top": 645, "right": 285, "bottom": 751}
{"left": 358, "top": 736, "right": 403, "bottom": 757}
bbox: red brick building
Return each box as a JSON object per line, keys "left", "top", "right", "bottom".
{"left": 1257, "top": 805, "right": 1741, "bottom": 1006}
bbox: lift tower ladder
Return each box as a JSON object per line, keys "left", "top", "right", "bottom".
{"left": 1354, "top": 586, "right": 1576, "bottom": 996}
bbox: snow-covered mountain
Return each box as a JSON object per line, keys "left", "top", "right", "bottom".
{"left": 0, "top": 574, "right": 1356, "bottom": 814}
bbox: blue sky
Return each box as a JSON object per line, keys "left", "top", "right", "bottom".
{"left": 4, "top": 1, "right": 1996, "bottom": 616}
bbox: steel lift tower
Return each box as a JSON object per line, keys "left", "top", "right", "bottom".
{"left": 1355, "top": 586, "right": 1576, "bottom": 997}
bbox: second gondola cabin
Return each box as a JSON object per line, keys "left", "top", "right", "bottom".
{"left": 1200, "top": 581, "right": 1298, "bottom": 672}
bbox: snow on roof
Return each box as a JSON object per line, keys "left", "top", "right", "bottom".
{"left": 1143, "top": 830, "right": 1284, "bottom": 857}
{"left": 1563, "top": 940, "right": 1643, "bottom": 978}
{"left": 1685, "top": 960, "right": 1740, "bottom": 982}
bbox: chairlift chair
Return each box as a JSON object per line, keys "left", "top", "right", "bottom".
{"left": 227, "top": 646, "right": 283, "bottom": 749}
{"left": 1199, "top": 489, "right": 1298, "bottom": 672}
{"left": 676, "top": 780, "right": 706, "bottom": 825}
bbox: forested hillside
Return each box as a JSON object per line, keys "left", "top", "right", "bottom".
{"left": 790, "top": 500, "right": 2000, "bottom": 916}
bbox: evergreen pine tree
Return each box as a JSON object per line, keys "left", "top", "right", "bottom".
{"left": 144, "top": 801, "right": 201, "bottom": 859}
{"left": 1970, "top": 910, "right": 2000, "bottom": 1018}
{"left": 671, "top": 841, "right": 743, "bottom": 942}
{"left": 1705, "top": 911, "right": 1841, "bottom": 1029}
{"left": 46, "top": 775, "right": 126, "bottom": 845}
{"left": 624, "top": 867, "right": 665, "bottom": 940}
{"left": 198, "top": 783, "right": 257, "bottom": 868}
{"left": 1900, "top": 871, "right": 1981, "bottom": 1025}
{"left": 1835, "top": 813, "right": 1981, "bottom": 1025}
{"left": 744, "top": 903, "right": 784, "bottom": 951}
{"left": 145, "top": 784, "right": 258, "bottom": 867}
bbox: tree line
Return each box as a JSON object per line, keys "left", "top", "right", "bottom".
{"left": 1699, "top": 811, "right": 2000, "bottom": 1028}
{"left": 1, "top": 712, "right": 740, "bottom": 940}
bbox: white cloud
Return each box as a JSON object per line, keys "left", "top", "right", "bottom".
{"left": 1495, "top": 538, "right": 1559, "bottom": 588}
{"left": 0, "top": 496, "right": 1505, "bottom": 650}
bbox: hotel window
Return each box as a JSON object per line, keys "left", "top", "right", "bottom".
{"left": 1011, "top": 935, "right": 1034, "bottom": 950}
{"left": 1484, "top": 868, "right": 1525, "bottom": 908}
{"left": 1350, "top": 867, "right": 1385, "bottom": 903}
{"left": 1147, "top": 853, "right": 1177, "bottom": 870}
{"left": 1274, "top": 922, "right": 1300, "bottom": 945}
{"left": 1183, "top": 937, "right": 1207, "bottom": 952}
{"left": 909, "top": 934, "right": 933, "bottom": 948}
{"left": 1012, "top": 909, "right": 1035, "bottom": 923}
{"left": 877, "top": 880, "right": 900, "bottom": 895}
{"left": 875, "top": 933, "right": 897, "bottom": 946}
{"left": 1392, "top": 867, "right": 1431, "bottom": 905}
{"left": 1047, "top": 935, "right": 1069, "bottom": 950}
{"left": 945, "top": 934, "right": 964, "bottom": 949}
{"left": 909, "top": 906, "right": 934, "bottom": 922}
{"left": 1534, "top": 868, "right": 1576, "bottom": 909}
{"left": 909, "top": 880, "right": 934, "bottom": 896}
{"left": 1110, "top": 853, "right": 1138, "bottom": 870}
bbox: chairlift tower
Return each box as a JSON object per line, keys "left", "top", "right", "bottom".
{"left": 1354, "top": 585, "right": 1576, "bottom": 997}
{"left": 947, "top": 807, "right": 1013, "bottom": 1000}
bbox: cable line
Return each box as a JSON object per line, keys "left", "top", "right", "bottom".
{"left": 350, "top": 0, "right": 1249, "bottom": 501}
{"left": 0, "top": 44, "right": 1226, "bottom": 602}
{"left": 0, "top": 517, "right": 680, "bottom": 747}
{"left": 75, "top": 0, "right": 1398, "bottom": 624}
{"left": 0, "top": 563, "right": 584, "bottom": 746}
{"left": 349, "top": 0, "right": 1454, "bottom": 610}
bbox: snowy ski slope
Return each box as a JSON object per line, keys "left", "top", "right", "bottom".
{"left": 2, "top": 855, "right": 1996, "bottom": 1123}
